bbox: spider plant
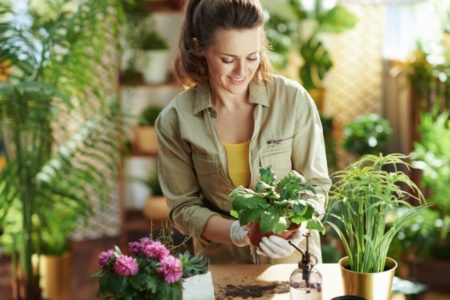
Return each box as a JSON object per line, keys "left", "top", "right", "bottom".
{"left": 0, "top": 0, "right": 124, "bottom": 298}
{"left": 326, "top": 153, "right": 425, "bottom": 273}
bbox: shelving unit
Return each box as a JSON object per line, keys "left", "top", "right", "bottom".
{"left": 118, "top": 3, "right": 185, "bottom": 245}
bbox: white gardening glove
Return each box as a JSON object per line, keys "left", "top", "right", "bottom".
{"left": 230, "top": 220, "right": 250, "bottom": 247}
{"left": 257, "top": 225, "right": 307, "bottom": 258}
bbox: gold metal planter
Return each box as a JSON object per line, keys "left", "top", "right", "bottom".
{"left": 33, "top": 252, "right": 71, "bottom": 300}
{"left": 339, "top": 256, "right": 397, "bottom": 300}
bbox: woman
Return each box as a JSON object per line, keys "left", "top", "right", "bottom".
{"left": 156, "top": 0, "right": 331, "bottom": 264}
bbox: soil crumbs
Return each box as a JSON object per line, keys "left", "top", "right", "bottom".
{"left": 216, "top": 281, "right": 290, "bottom": 299}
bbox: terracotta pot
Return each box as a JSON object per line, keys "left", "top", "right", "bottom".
{"left": 143, "top": 196, "right": 168, "bottom": 221}
{"left": 247, "top": 222, "right": 299, "bottom": 246}
{"left": 133, "top": 126, "right": 158, "bottom": 154}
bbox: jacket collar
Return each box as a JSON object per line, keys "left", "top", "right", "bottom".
{"left": 192, "top": 79, "right": 269, "bottom": 115}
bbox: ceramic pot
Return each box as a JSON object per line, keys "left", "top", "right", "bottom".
{"left": 339, "top": 256, "right": 397, "bottom": 300}
{"left": 248, "top": 222, "right": 299, "bottom": 246}
{"left": 138, "top": 50, "right": 171, "bottom": 84}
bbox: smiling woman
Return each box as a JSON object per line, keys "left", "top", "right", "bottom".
{"left": 156, "top": 0, "right": 331, "bottom": 265}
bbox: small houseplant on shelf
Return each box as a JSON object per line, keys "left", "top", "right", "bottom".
{"left": 134, "top": 105, "right": 162, "bottom": 155}
{"left": 94, "top": 236, "right": 209, "bottom": 300}
{"left": 343, "top": 113, "right": 392, "bottom": 157}
{"left": 137, "top": 30, "right": 170, "bottom": 84}
{"left": 0, "top": 1, "right": 124, "bottom": 299}
{"left": 230, "top": 167, "right": 324, "bottom": 246}
{"left": 325, "top": 153, "right": 425, "bottom": 300}
{"left": 143, "top": 170, "right": 169, "bottom": 222}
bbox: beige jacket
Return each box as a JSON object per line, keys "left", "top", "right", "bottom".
{"left": 156, "top": 74, "right": 331, "bottom": 264}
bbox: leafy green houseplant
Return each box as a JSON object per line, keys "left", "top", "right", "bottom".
{"left": 409, "top": 110, "right": 449, "bottom": 259}
{"left": 326, "top": 154, "right": 425, "bottom": 299}
{"left": 94, "top": 237, "right": 208, "bottom": 300}
{"left": 132, "top": 17, "right": 170, "bottom": 84}
{"left": 327, "top": 154, "right": 425, "bottom": 273}
{"left": 389, "top": 111, "right": 449, "bottom": 266}
{"left": 0, "top": 1, "right": 124, "bottom": 298}
{"left": 230, "top": 167, "right": 324, "bottom": 246}
{"left": 261, "top": 0, "right": 357, "bottom": 92}
{"left": 138, "top": 105, "right": 162, "bottom": 127}
{"left": 343, "top": 113, "right": 392, "bottom": 157}
{"left": 139, "top": 31, "right": 169, "bottom": 52}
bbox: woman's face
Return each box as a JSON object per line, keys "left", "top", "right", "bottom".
{"left": 204, "top": 27, "right": 261, "bottom": 97}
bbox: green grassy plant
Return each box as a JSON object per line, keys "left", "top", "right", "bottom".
{"left": 326, "top": 154, "right": 425, "bottom": 273}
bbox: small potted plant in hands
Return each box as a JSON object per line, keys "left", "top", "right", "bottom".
{"left": 230, "top": 167, "right": 325, "bottom": 246}
{"left": 326, "top": 153, "right": 425, "bottom": 300}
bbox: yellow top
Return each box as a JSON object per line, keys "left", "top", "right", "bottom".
{"left": 222, "top": 141, "right": 251, "bottom": 187}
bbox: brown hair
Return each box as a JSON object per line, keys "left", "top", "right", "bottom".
{"left": 174, "top": 0, "right": 272, "bottom": 87}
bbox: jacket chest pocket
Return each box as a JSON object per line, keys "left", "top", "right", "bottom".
{"left": 191, "top": 152, "right": 226, "bottom": 202}
{"left": 259, "top": 137, "right": 293, "bottom": 179}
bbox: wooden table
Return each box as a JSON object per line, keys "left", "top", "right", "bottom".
{"left": 210, "top": 263, "right": 343, "bottom": 299}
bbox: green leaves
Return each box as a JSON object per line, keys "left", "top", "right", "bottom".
{"left": 317, "top": 4, "right": 358, "bottom": 34}
{"left": 260, "top": 207, "right": 287, "bottom": 234}
{"left": 177, "top": 251, "right": 209, "bottom": 279}
{"left": 262, "top": 0, "right": 357, "bottom": 91}
{"left": 230, "top": 167, "right": 323, "bottom": 235}
{"left": 259, "top": 167, "right": 276, "bottom": 186}
{"left": 326, "top": 154, "right": 425, "bottom": 273}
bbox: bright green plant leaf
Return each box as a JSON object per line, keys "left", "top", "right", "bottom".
{"left": 318, "top": 4, "right": 358, "bottom": 34}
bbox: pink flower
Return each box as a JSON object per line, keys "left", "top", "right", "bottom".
{"left": 128, "top": 241, "right": 141, "bottom": 253}
{"left": 98, "top": 249, "right": 114, "bottom": 269}
{"left": 141, "top": 240, "right": 170, "bottom": 259}
{"left": 156, "top": 255, "right": 183, "bottom": 283}
{"left": 113, "top": 255, "right": 138, "bottom": 276}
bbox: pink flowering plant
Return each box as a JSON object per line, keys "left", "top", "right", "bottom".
{"left": 94, "top": 237, "right": 208, "bottom": 300}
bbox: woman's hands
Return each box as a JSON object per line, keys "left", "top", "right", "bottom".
{"left": 230, "top": 220, "right": 250, "bottom": 247}
{"left": 256, "top": 226, "right": 306, "bottom": 258}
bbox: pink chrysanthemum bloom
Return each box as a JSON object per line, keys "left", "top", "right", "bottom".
{"left": 156, "top": 255, "right": 183, "bottom": 283}
{"left": 113, "top": 255, "right": 139, "bottom": 276}
{"left": 141, "top": 240, "right": 170, "bottom": 259}
{"left": 98, "top": 249, "right": 115, "bottom": 269}
{"left": 128, "top": 241, "right": 141, "bottom": 253}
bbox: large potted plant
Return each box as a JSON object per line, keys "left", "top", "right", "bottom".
{"left": 326, "top": 154, "right": 425, "bottom": 300}
{"left": 0, "top": 1, "right": 124, "bottom": 299}
{"left": 261, "top": 0, "right": 357, "bottom": 110}
{"left": 230, "top": 167, "right": 324, "bottom": 246}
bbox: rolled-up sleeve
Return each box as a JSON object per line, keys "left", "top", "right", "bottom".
{"left": 292, "top": 88, "right": 332, "bottom": 215}
{"left": 156, "top": 107, "right": 219, "bottom": 242}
